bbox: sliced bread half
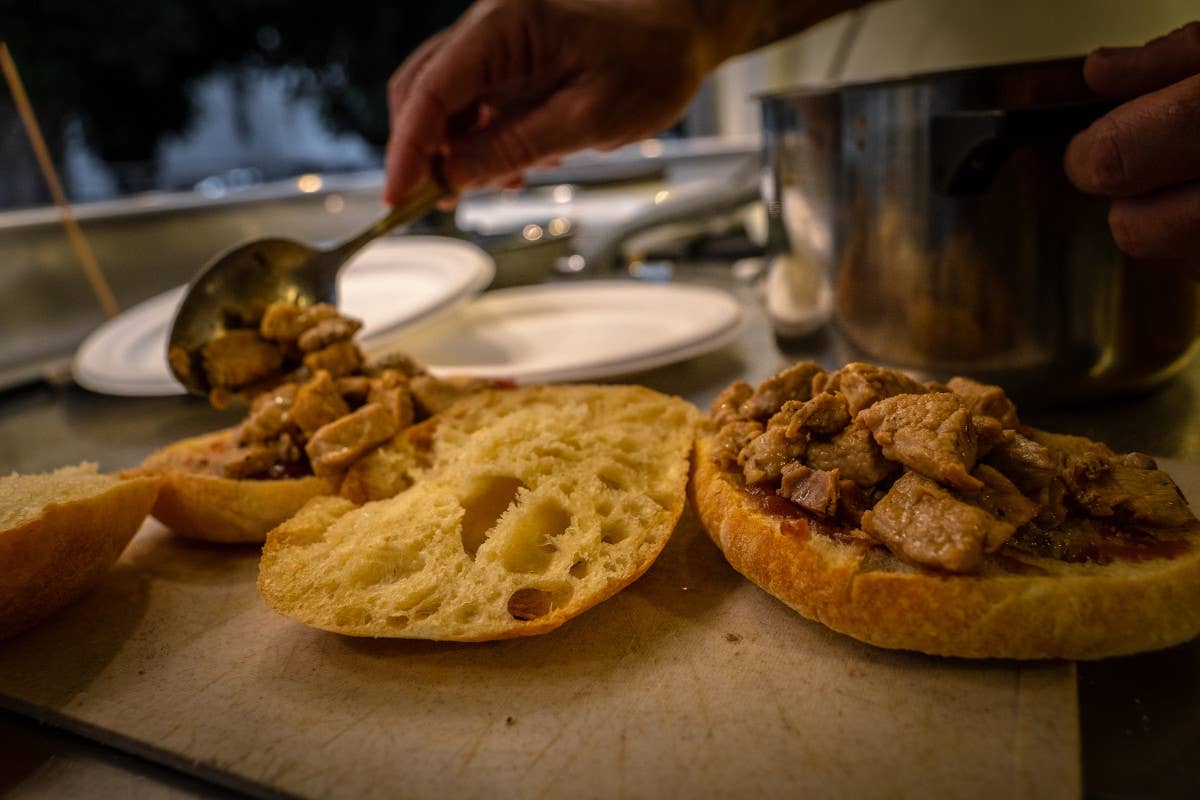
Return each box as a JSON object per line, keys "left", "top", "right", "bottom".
{"left": 0, "top": 465, "right": 160, "bottom": 638}
{"left": 258, "top": 385, "right": 698, "bottom": 640}
{"left": 138, "top": 429, "right": 335, "bottom": 543}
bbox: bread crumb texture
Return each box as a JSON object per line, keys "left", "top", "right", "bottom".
{"left": 258, "top": 385, "right": 698, "bottom": 640}
{"left": 0, "top": 464, "right": 115, "bottom": 530}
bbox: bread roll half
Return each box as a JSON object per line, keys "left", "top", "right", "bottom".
{"left": 259, "top": 385, "right": 698, "bottom": 640}
{"left": 1, "top": 465, "right": 160, "bottom": 638}
{"left": 691, "top": 435, "right": 1200, "bottom": 660}
{"left": 139, "top": 429, "right": 335, "bottom": 543}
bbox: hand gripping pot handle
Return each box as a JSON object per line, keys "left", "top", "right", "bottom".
{"left": 931, "top": 101, "right": 1115, "bottom": 195}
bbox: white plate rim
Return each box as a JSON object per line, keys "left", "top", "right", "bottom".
{"left": 71, "top": 236, "right": 495, "bottom": 396}
{"left": 382, "top": 280, "right": 744, "bottom": 383}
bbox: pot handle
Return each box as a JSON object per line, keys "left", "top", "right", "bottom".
{"left": 931, "top": 101, "right": 1115, "bottom": 195}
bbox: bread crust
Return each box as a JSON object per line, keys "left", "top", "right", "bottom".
{"left": 691, "top": 434, "right": 1200, "bottom": 659}
{"left": 0, "top": 475, "right": 160, "bottom": 638}
{"left": 140, "top": 429, "right": 334, "bottom": 543}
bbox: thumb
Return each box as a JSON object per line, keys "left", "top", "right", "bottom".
{"left": 1085, "top": 21, "right": 1200, "bottom": 99}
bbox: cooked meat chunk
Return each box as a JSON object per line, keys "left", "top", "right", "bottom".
{"left": 780, "top": 463, "right": 840, "bottom": 517}
{"left": 291, "top": 371, "right": 350, "bottom": 436}
{"left": 239, "top": 382, "right": 299, "bottom": 444}
{"left": 775, "top": 392, "right": 851, "bottom": 439}
{"left": 297, "top": 317, "right": 362, "bottom": 352}
{"left": 712, "top": 420, "right": 763, "bottom": 471}
{"left": 1021, "top": 428, "right": 1183, "bottom": 525}
{"left": 739, "top": 422, "right": 805, "bottom": 485}
{"left": 1030, "top": 476, "right": 1070, "bottom": 531}
{"left": 861, "top": 472, "right": 1016, "bottom": 573}
{"left": 822, "top": 362, "right": 926, "bottom": 415}
{"left": 858, "top": 393, "right": 982, "bottom": 492}
{"left": 272, "top": 432, "right": 304, "bottom": 467}
{"left": 296, "top": 303, "right": 339, "bottom": 328}
{"left": 984, "top": 430, "right": 1056, "bottom": 493}
{"left": 947, "top": 376, "right": 1019, "bottom": 428}
{"left": 365, "top": 353, "right": 426, "bottom": 379}
{"left": 709, "top": 381, "right": 753, "bottom": 426}
{"left": 259, "top": 303, "right": 305, "bottom": 342}
{"left": 305, "top": 402, "right": 399, "bottom": 476}
{"left": 1070, "top": 462, "right": 1196, "bottom": 528}
{"left": 339, "top": 435, "right": 420, "bottom": 503}
{"left": 336, "top": 376, "right": 372, "bottom": 401}
{"left": 1021, "top": 427, "right": 1193, "bottom": 527}
{"left": 302, "top": 340, "right": 364, "bottom": 378}
{"left": 806, "top": 392, "right": 852, "bottom": 434}
{"left": 201, "top": 330, "right": 284, "bottom": 389}
{"left": 258, "top": 301, "right": 339, "bottom": 343}
{"left": 207, "top": 387, "right": 233, "bottom": 410}
{"left": 168, "top": 346, "right": 193, "bottom": 384}
{"left": 371, "top": 368, "right": 410, "bottom": 392}
{"left": 1006, "top": 517, "right": 1095, "bottom": 562}
{"left": 369, "top": 384, "right": 415, "bottom": 429}
{"left": 738, "top": 362, "right": 825, "bottom": 421}
{"left": 1121, "top": 452, "right": 1158, "bottom": 471}
{"left": 972, "top": 415, "right": 1006, "bottom": 457}
{"left": 969, "top": 465, "right": 1037, "bottom": 528}
{"left": 806, "top": 421, "right": 898, "bottom": 488}
{"left": 1026, "top": 428, "right": 1113, "bottom": 482}
{"left": 221, "top": 444, "right": 278, "bottom": 479}
{"left": 410, "top": 375, "right": 495, "bottom": 416}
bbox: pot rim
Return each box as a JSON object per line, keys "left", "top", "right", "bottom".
{"left": 758, "top": 54, "right": 1088, "bottom": 102}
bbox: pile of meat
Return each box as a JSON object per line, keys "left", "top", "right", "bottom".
{"left": 710, "top": 362, "right": 1197, "bottom": 573}
{"left": 192, "top": 302, "right": 496, "bottom": 481}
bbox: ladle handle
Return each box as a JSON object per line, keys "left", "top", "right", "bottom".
{"left": 327, "top": 178, "right": 446, "bottom": 265}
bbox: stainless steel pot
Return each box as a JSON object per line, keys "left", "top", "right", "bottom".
{"left": 761, "top": 57, "right": 1199, "bottom": 404}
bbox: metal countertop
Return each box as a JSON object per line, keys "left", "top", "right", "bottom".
{"left": 1, "top": 265, "right": 1198, "bottom": 799}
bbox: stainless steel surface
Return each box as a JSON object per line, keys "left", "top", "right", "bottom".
{"left": 568, "top": 168, "right": 762, "bottom": 274}
{"left": 0, "top": 137, "right": 760, "bottom": 393}
{"left": 761, "top": 57, "right": 1200, "bottom": 405}
{"left": 166, "top": 180, "right": 443, "bottom": 396}
{"left": 1, "top": 264, "right": 1199, "bottom": 797}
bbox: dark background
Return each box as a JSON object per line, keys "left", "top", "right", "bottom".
{"left": 0, "top": 0, "right": 473, "bottom": 209}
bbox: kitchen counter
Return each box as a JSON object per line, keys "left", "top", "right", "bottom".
{"left": 1, "top": 264, "right": 1198, "bottom": 799}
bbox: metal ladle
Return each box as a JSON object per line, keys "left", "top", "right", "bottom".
{"left": 167, "top": 179, "right": 445, "bottom": 397}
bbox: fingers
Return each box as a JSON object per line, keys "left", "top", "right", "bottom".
{"left": 441, "top": 89, "right": 602, "bottom": 190}
{"left": 382, "top": 33, "right": 448, "bottom": 203}
{"left": 385, "top": 31, "right": 445, "bottom": 124}
{"left": 498, "top": 172, "right": 527, "bottom": 190}
{"left": 1084, "top": 21, "right": 1200, "bottom": 99}
{"left": 1064, "top": 74, "right": 1200, "bottom": 197}
{"left": 383, "top": 2, "right": 535, "bottom": 203}
{"left": 1107, "top": 181, "right": 1200, "bottom": 260}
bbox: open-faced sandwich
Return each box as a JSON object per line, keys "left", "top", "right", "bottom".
{"left": 141, "top": 302, "right": 504, "bottom": 542}
{"left": 691, "top": 360, "right": 1200, "bottom": 659}
{"left": 258, "top": 385, "right": 698, "bottom": 640}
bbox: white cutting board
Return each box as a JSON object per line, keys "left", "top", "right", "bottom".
{"left": 0, "top": 494, "right": 1084, "bottom": 800}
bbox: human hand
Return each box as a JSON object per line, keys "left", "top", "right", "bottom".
{"left": 1065, "top": 22, "right": 1200, "bottom": 268}
{"left": 381, "top": 0, "right": 715, "bottom": 204}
